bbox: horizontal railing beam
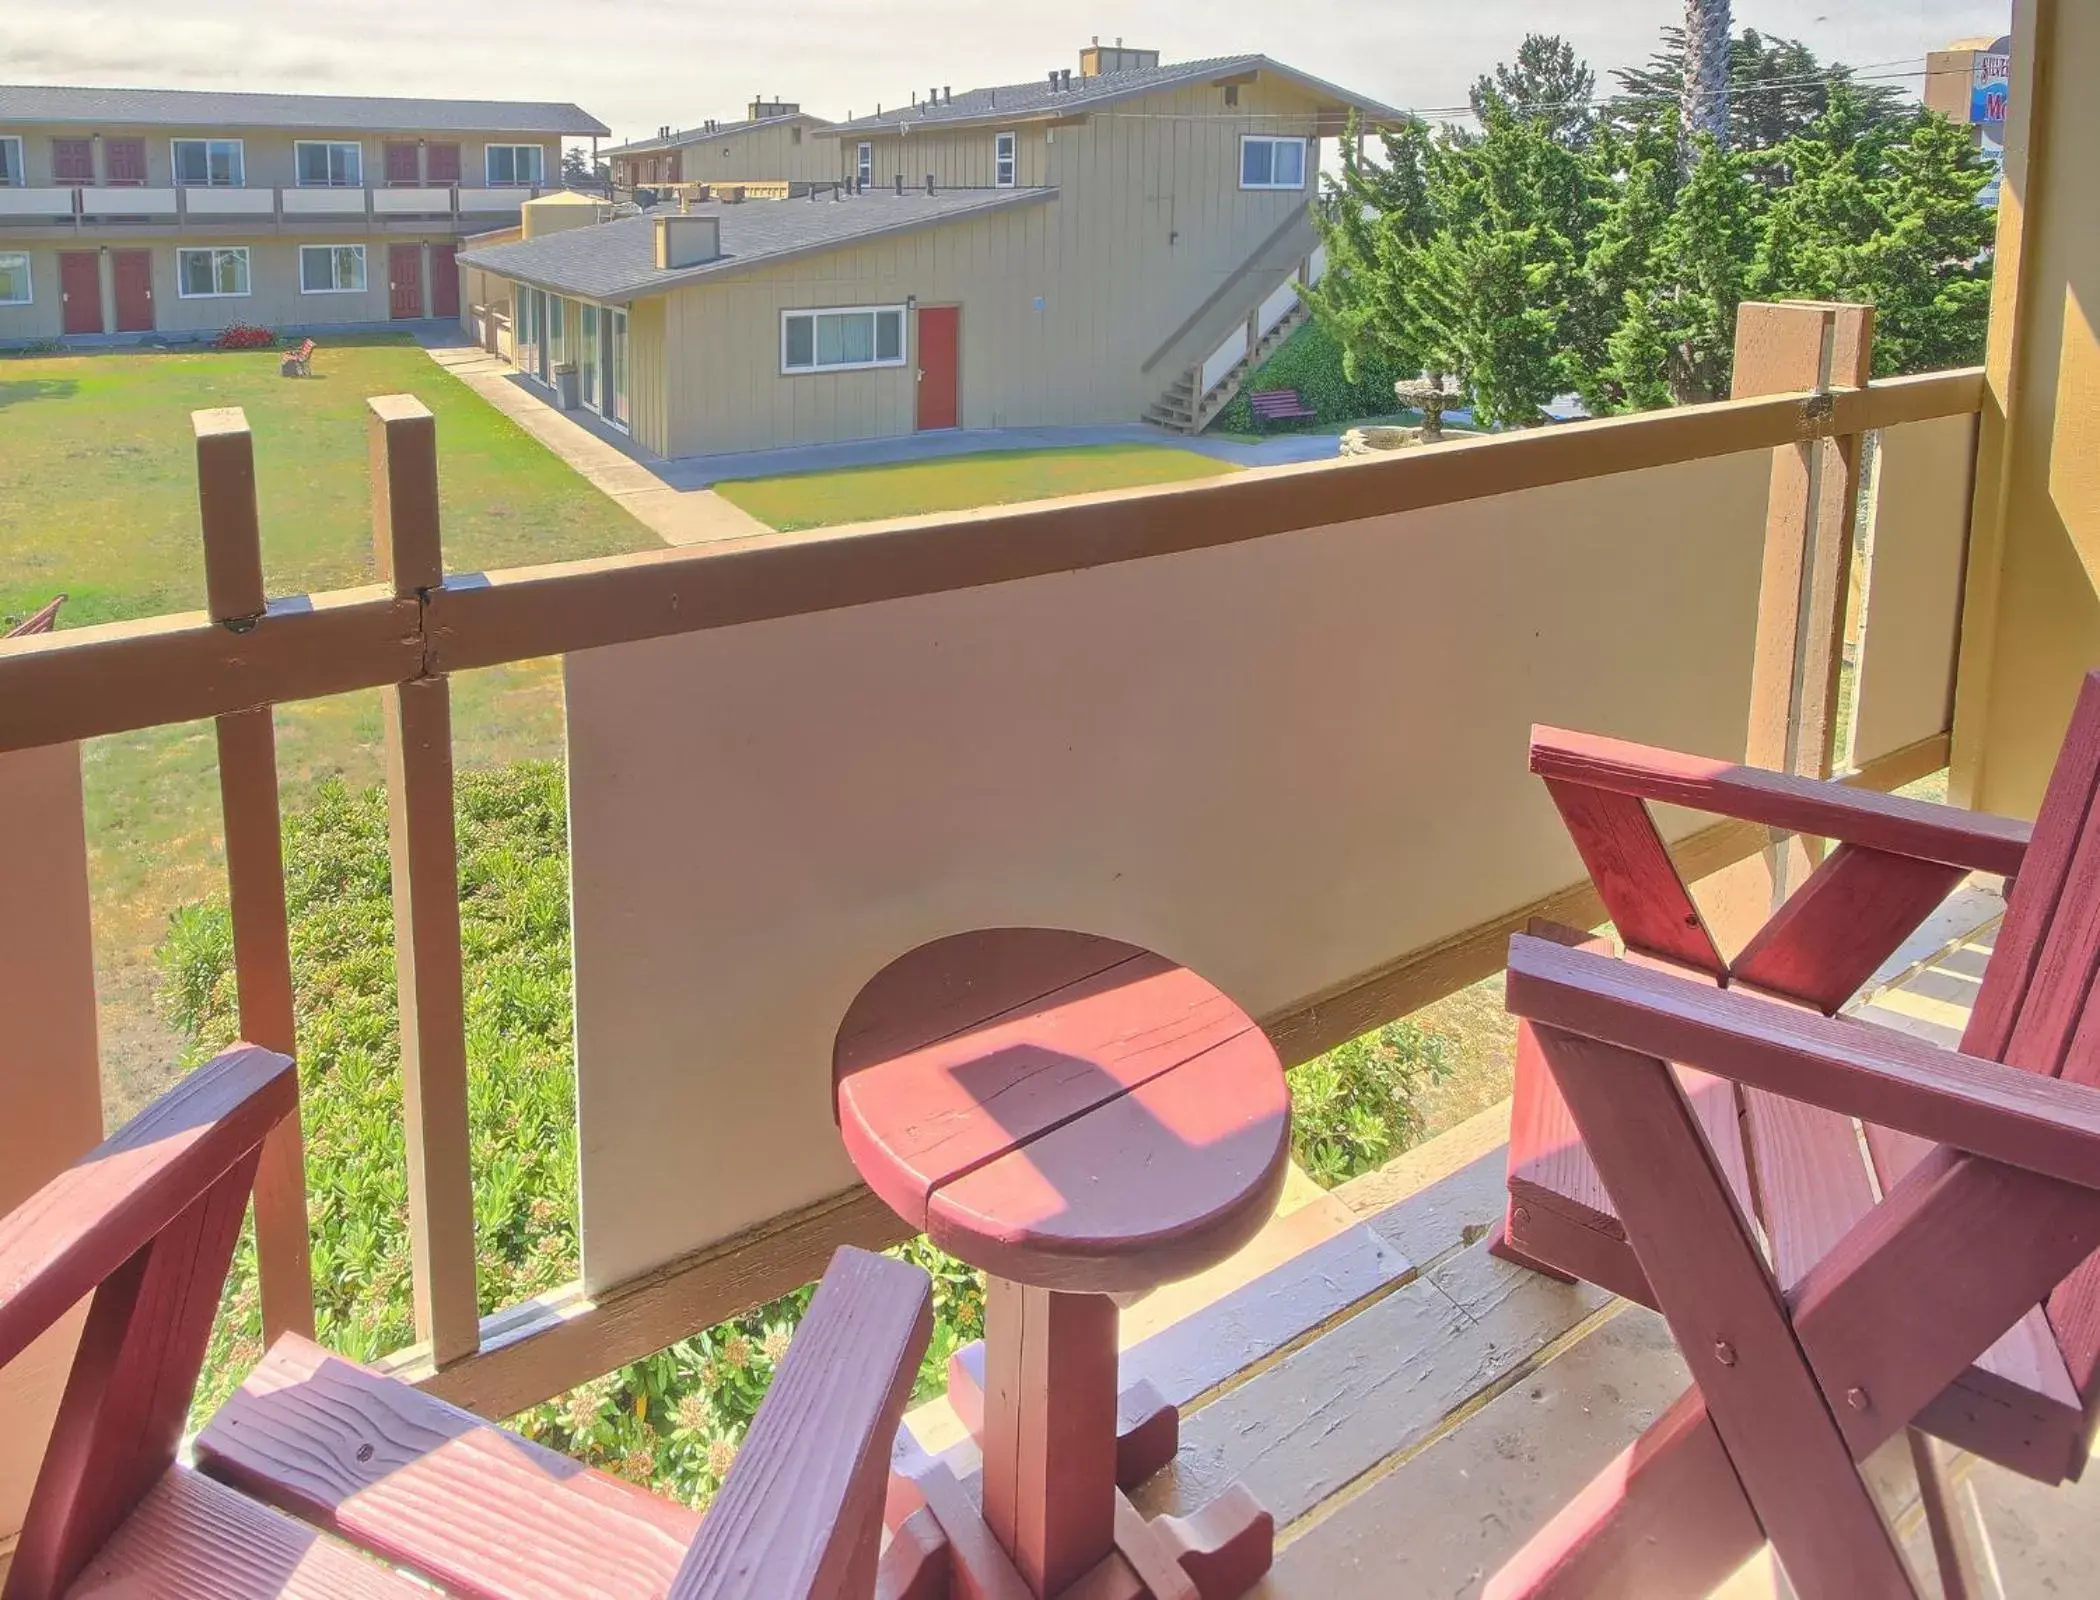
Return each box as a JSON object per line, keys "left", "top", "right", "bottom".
{"left": 0, "top": 368, "right": 1982, "bottom": 757}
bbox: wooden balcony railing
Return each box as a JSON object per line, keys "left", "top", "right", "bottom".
{"left": 0, "top": 305, "right": 1986, "bottom": 1441}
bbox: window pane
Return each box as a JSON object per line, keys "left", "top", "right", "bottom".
{"left": 523, "top": 146, "right": 543, "bottom": 184}
{"left": 813, "top": 313, "right": 845, "bottom": 366}
{"left": 297, "top": 145, "right": 323, "bottom": 184}
{"left": 337, "top": 146, "right": 360, "bottom": 185}
{"left": 1241, "top": 140, "right": 1272, "bottom": 186}
{"left": 1276, "top": 140, "right": 1305, "bottom": 187}
{"left": 218, "top": 250, "right": 248, "bottom": 294}
{"left": 875, "top": 310, "right": 901, "bottom": 362}
{"left": 174, "top": 142, "right": 205, "bottom": 184}
{"left": 838, "top": 312, "right": 875, "bottom": 365}
{"left": 489, "top": 147, "right": 514, "bottom": 184}
{"left": 0, "top": 254, "right": 28, "bottom": 303}
{"left": 210, "top": 143, "right": 241, "bottom": 186}
{"left": 179, "top": 251, "right": 211, "bottom": 294}
{"left": 301, "top": 248, "right": 328, "bottom": 291}
{"left": 340, "top": 247, "right": 365, "bottom": 290}
{"left": 785, "top": 315, "right": 814, "bottom": 368}
{"left": 0, "top": 140, "right": 20, "bottom": 187}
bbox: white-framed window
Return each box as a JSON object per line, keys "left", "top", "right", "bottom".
{"left": 994, "top": 131, "right": 1016, "bottom": 188}
{"left": 0, "top": 252, "right": 30, "bottom": 305}
{"left": 299, "top": 243, "right": 366, "bottom": 293}
{"left": 176, "top": 246, "right": 250, "bottom": 298}
{"left": 0, "top": 137, "right": 22, "bottom": 188}
{"left": 856, "top": 141, "right": 873, "bottom": 187}
{"left": 294, "top": 140, "right": 363, "bottom": 187}
{"left": 1238, "top": 135, "right": 1307, "bottom": 190}
{"left": 171, "top": 138, "right": 244, "bottom": 187}
{"left": 486, "top": 144, "right": 545, "bottom": 186}
{"left": 781, "top": 304, "right": 907, "bottom": 374}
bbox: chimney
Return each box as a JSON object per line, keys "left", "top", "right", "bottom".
{"left": 1080, "top": 40, "right": 1159, "bottom": 76}
{"left": 654, "top": 213, "right": 721, "bottom": 269}
{"left": 943, "top": 86, "right": 952, "bottom": 105}
{"left": 1048, "top": 70, "right": 1060, "bottom": 91}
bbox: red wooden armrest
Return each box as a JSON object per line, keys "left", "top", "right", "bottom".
{"left": 0, "top": 1044, "right": 295, "bottom": 1370}
{"left": 1530, "top": 726, "right": 2032, "bottom": 876}
{"left": 1506, "top": 935, "right": 2100, "bottom": 1190}
{"left": 669, "top": 1245, "right": 933, "bottom": 1600}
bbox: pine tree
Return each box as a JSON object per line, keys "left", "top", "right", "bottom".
{"left": 1469, "top": 33, "right": 1598, "bottom": 149}
{"left": 1614, "top": 26, "right": 1906, "bottom": 154}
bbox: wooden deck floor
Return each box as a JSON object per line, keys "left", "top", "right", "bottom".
{"left": 894, "top": 881, "right": 2098, "bottom": 1598}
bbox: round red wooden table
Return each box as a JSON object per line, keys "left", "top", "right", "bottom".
{"left": 835, "top": 928, "right": 1288, "bottom": 1600}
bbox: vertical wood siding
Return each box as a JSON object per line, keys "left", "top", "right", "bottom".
{"left": 655, "top": 75, "right": 1327, "bottom": 454}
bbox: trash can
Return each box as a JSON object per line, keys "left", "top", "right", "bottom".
{"left": 554, "top": 363, "right": 580, "bottom": 411}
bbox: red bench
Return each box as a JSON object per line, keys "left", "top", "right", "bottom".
{"left": 280, "top": 338, "right": 316, "bottom": 378}
{"left": 1248, "top": 388, "right": 1316, "bottom": 428}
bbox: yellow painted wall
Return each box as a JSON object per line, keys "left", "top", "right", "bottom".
{"left": 1953, "top": 0, "right": 2100, "bottom": 817}
{"left": 645, "top": 73, "right": 1327, "bottom": 455}
{"left": 615, "top": 119, "right": 835, "bottom": 187}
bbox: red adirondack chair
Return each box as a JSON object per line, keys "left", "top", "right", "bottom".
{"left": 0, "top": 1044, "right": 933, "bottom": 1600}
{"left": 1486, "top": 671, "right": 2100, "bottom": 1599}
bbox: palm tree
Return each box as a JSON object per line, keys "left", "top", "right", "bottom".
{"left": 1682, "top": 0, "right": 1733, "bottom": 150}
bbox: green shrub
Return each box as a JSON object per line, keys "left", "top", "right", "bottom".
{"left": 1210, "top": 320, "right": 1407, "bottom": 434}
{"left": 160, "top": 760, "right": 983, "bottom": 1508}
{"left": 1289, "top": 1020, "right": 1453, "bottom": 1188}
{"left": 161, "top": 759, "right": 1448, "bottom": 1502}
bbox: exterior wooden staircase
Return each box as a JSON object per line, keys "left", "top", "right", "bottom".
{"left": 1143, "top": 297, "right": 1311, "bottom": 436}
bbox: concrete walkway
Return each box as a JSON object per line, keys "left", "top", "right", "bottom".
{"left": 419, "top": 342, "right": 772, "bottom": 547}
{"left": 419, "top": 331, "right": 1353, "bottom": 543}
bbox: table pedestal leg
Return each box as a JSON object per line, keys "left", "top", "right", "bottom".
{"left": 981, "top": 1277, "right": 1120, "bottom": 1598}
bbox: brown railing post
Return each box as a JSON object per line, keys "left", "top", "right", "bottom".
{"left": 369, "top": 394, "right": 481, "bottom": 1366}
{"left": 193, "top": 407, "right": 317, "bottom": 1344}
{"left": 1725, "top": 300, "right": 1877, "bottom": 910}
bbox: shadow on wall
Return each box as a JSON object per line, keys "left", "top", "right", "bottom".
{"left": 0, "top": 379, "right": 80, "bottom": 410}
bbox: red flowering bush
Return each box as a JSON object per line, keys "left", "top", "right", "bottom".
{"left": 212, "top": 322, "right": 279, "bottom": 351}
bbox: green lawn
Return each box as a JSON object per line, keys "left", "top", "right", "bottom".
{"left": 0, "top": 337, "right": 660, "bottom": 1118}
{"left": 712, "top": 442, "right": 1238, "bottom": 532}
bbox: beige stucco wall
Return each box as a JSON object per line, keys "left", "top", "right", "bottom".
{"left": 562, "top": 448, "right": 1773, "bottom": 1288}
{"left": 636, "top": 74, "right": 1327, "bottom": 456}
{"left": 0, "top": 235, "right": 456, "bottom": 340}
{"left": 0, "top": 126, "right": 557, "bottom": 189}
{"left": 1954, "top": 0, "right": 2100, "bottom": 817}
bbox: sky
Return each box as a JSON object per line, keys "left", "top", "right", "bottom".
{"left": 1, "top": 1, "right": 2012, "bottom": 148}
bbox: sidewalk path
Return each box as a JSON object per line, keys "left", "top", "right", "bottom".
{"left": 419, "top": 342, "right": 772, "bottom": 547}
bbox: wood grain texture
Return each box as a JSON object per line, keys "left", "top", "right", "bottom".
{"left": 428, "top": 372, "right": 1980, "bottom": 675}
{"left": 1539, "top": 781, "right": 1723, "bottom": 975}
{"left": 886, "top": 1432, "right": 1033, "bottom": 1600}
{"left": 925, "top": 1030, "right": 1291, "bottom": 1293}
{"left": 0, "top": 370, "right": 1980, "bottom": 757}
{"left": 1730, "top": 846, "right": 1968, "bottom": 1015}
{"left": 214, "top": 707, "right": 315, "bottom": 1348}
{"left": 1506, "top": 935, "right": 2100, "bottom": 1193}
{"left": 671, "top": 1247, "right": 932, "bottom": 1600}
{"left": 192, "top": 409, "right": 266, "bottom": 625}
{"left": 196, "top": 1334, "right": 699, "bottom": 1600}
{"left": 1530, "top": 727, "right": 2032, "bottom": 876}
{"left": 979, "top": 1282, "right": 1119, "bottom": 1598}
{"left": 380, "top": 675, "right": 478, "bottom": 1366}
{"left": 1146, "top": 1484, "right": 1272, "bottom": 1600}
{"left": 0, "top": 1047, "right": 294, "bottom": 1374}
{"left": 1532, "top": 1024, "right": 1914, "bottom": 1597}
{"left": 67, "top": 1468, "right": 431, "bottom": 1600}
{"left": 10, "top": 1154, "right": 260, "bottom": 1600}
{"left": 1483, "top": 1387, "right": 1763, "bottom": 1600}
{"left": 367, "top": 397, "right": 443, "bottom": 599}
{"left": 1787, "top": 1143, "right": 2100, "bottom": 1474}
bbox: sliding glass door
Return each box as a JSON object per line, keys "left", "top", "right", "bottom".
{"left": 606, "top": 309, "right": 629, "bottom": 430}
{"left": 579, "top": 304, "right": 601, "bottom": 415}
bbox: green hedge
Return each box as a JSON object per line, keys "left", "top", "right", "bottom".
{"left": 1210, "top": 320, "right": 1406, "bottom": 434}
{"left": 160, "top": 761, "right": 1451, "bottom": 1506}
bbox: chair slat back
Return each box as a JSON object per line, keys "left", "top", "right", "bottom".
{"left": 1963, "top": 671, "right": 2100, "bottom": 1074}
{"left": 1956, "top": 670, "right": 2100, "bottom": 1428}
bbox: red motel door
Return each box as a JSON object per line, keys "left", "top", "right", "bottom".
{"left": 388, "top": 245, "right": 424, "bottom": 319}
{"left": 429, "top": 243, "right": 460, "bottom": 319}
{"left": 916, "top": 306, "right": 959, "bottom": 431}
{"left": 58, "top": 251, "right": 102, "bottom": 334}
{"left": 105, "top": 139, "right": 148, "bottom": 185}
{"left": 112, "top": 250, "right": 154, "bottom": 332}
{"left": 426, "top": 142, "right": 462, "bottom": 184}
